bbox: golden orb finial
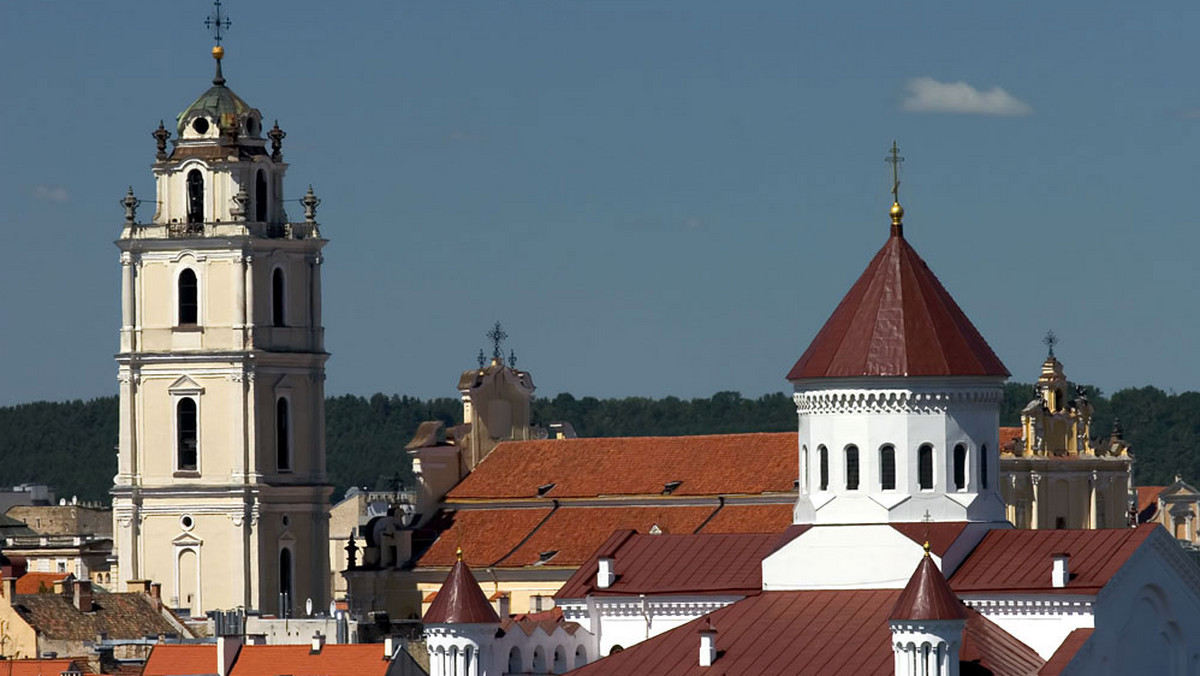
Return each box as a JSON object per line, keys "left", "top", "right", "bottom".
{"left": 890, "top": 201, "right": 904, "bottom": 236}
{"left": 212, "top": 45, "right": 225, "bottom": 60}
{"left": 922, "top": 540, "right": 931, "bottom": 557}
{"left": 455, "top": 546, "right": 463, "bottom": 562}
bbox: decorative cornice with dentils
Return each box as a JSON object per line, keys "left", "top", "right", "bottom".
{"left": 794, "top": 387, "right": 1003, "bottom": 416}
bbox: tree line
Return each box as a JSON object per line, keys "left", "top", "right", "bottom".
{"left": 0, "top": 384, "right": 1196, "bottom": 502}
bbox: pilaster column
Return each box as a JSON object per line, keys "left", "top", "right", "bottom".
{"left": 244, "top": 255, "right": 255, "bottom": 346}
{"left": 117, "top": 371, "right": 136, "bottom": 481}
{"left": 120, "top": 253, "right": 135, "bottom": 351}
{"left": 234, "top": 252, "right": 247, "bottom": 337}
{"left": 311, "top": 254, "right": 323, "bottom": 350}
{"left": 1187, "top": 514, "right": 1195, "bottom": 542}
{"left": 1030, "top": 473, "right": 1041, "bottom": 529}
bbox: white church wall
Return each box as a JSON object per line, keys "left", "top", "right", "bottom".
{"left": 960, "top": 595, "right": 1094, "bottom": 659}
{"left": 559, "top": 596, "right": 740, "bottom": 661}
{"left": 762, "top": 525, "right": 930, "bottom": 590}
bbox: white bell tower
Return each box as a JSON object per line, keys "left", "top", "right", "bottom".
{"left": 112, "top": 39, "right": 330, "bottom": 617}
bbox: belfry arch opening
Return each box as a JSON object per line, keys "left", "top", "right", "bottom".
{"left": 186, "top": 169, "right": 204, "bottom": 224}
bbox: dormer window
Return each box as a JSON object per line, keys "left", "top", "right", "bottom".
{"left": 186, "top": 169, "right": 204, "bottom": 224}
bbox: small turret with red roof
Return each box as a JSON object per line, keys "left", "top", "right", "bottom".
{"left": 888, "top": 544, "right": 968, "bottom": 676}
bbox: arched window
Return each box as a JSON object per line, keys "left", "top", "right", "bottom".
{"left": 276, "top": 398, "right": 291, "bottom": 471}
{"left": 801, "top": 445, "right": 809, "bottom": 494}
{"left": 845, "top": 445, "right": 859, "bottom": 490}
{"left": 186, "top": 169, "right": 204, "bottom": 224}
{"left": 574, "top": 645, "right": 588, "bottom": 668}
{"left": 979, "top": 444, "right": 989, "bottom": 490}
{"left": 918, "top": 444, "right": 934, "bottom": 490}
{"left": 177, "top": 398, "right": 198, "bottom": 471}
{"left": 532, "top": 646, "right": 547, "bottom": 672}
{"left": 272, "top": 267, "right": 285, "bottom": 327}
{"left": 880, "top": 445, "right": 896, "bottom": 490}
{"left": 953, "top": 444, "right": 967, "bottom": 490}
{"left": 818, "top": 445, "right": 829, "bottom": 491}
{"left": 553, "top": 646, "right": 568, "bottom": 674}
{"left": 507, "top": 647, "right": 523, "bottom": 673}
{"left": 279, "top": 548, "right": 293, "bottom": 617}
{"left": 255, "top": 169, "right": 268, "bottom": 222}
{"left": 178, "top": 269, "right": 198, "bottom": 325}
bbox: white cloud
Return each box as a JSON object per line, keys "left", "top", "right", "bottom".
{"left": 901, "top": 77, "right": 1032, "bottom": 116}
{"left": 31, "top": 185, "right": 70, "bottom": 202}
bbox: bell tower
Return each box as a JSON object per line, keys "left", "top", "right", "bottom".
{"left": 112, "top": 35, "right": 330, "bottom": 617}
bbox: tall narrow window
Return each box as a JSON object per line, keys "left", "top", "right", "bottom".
{"left": 801, "top": 445, "right": 809, "bottom": 494}
{"left": 272, "top": 268, "right": 285, "bottom": 327}
{"left": 276, "top": 398, "right": 291, "bottom": 471}
{"left": 177, "top": 398, "right": 198, "bottom": 471}
{"left": 178, "top": 269, "right": 198, "bottom": 325}
{"left": 255, "top": 169, "right": 268, "bottom": 222}
{"left": 880, "top": 445, "right": 896, "bottom": 490}
{"left": 979, "top": 444, "right": 989, "bottom": 490}
{"left": 845, "top": 445, "right": 859, "bottom": 490}
{"left": 918, "top": 444, "right": 934, "bottom": 490}
{"left": 279, "top": 548, "right": 293, "bottom": 617}
{"left": 186, "top": 169, "right": 204, "bottom": 224}
{"left": 818, "top": 445, "right": 829, "bottom": 491}
{"left": 953, "top": 444, "right": 967, "bottom": 490}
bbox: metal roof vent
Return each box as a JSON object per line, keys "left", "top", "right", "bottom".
{"left": 533, "top": 550, "right": 559, "bottom": 566}
{"left": 536, "top": 483, "right": 556, "bottom": 497}
{"left": 662, "top": 480, "right": 683, "bottom": 495}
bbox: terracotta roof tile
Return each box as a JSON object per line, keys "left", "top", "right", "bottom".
{"left": 1038, "top": 628, "right": 1093, "bottom": 675}
{"left": 143, "top": 645, "right": 216, "bottom": 676}
{"left": 787, "top": 233, "right": 1009, "bottom": 380}
{"left": 423, "top": 559, "right": 501, "bottom": 624}
{"left": 889, "top": 555, "right": 965, "bottom": 621}
{"left": 14, "top": 589, "right": 182, "bottom": 640}
{"left": 951, "top": 525, "right": 1157, "bottom": 594}
{"left": 556, "top": 532, "right": 779, "bottom": 599}
{"left": 999, "top": 427, "right": 1022, "bottom": 452}
{"left": 696, "top": 504, "right": 794, "bottom": 533}
{"left": 419, "top": 507, "right": 553, "bottom": 567}
{"left": 447, "top": 433, "right": 797, "bottom": 500}
{"left": 0, "top": 660, "right": 90, "bottom": 676}
{"left": 16, "top": 573, "right": 67, "bottom": 595}
{"left": 230, "top": 645, "right": 391, "bottom": 676}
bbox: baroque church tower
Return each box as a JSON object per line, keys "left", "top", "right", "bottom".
{"left": 112, "top": 42, "right": 330, "bottom": 617}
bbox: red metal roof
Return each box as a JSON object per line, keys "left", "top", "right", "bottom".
{"left": 1038, "top": 628, "right": 1093, "bottom": 675}
{"left": 961, "top": 611, "right": 1046, "bottom": 675}
{"left": 787, "top": 233, "right": 1009, "bottom": 380}
{"left": 889, "top": 554, "right": 965, "bottom": 621}
{"left": 951, "top": 525, "right": 1157, "bottom": 594}
{"left": 230, "top": 645, "right": 392, "bottom": 676}
{"left": 556, "top": 532, "right": 780, "bottom": 599}
{"left": 423, "top": 559, "right": 501, "bottom": 624}
{"left": 144, "top": 645, "right": 216, "bottom": 676}
{"left": 447, "top": 433, "right": 797, "bottom": 500}
{"left": 890, "top": 522, "right": 968, "bottom": 557}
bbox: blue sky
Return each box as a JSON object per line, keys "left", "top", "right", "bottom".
{"left": 1, "top": 1, "right": 1199, "bottom": 405}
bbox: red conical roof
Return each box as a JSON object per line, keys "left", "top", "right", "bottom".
{"left": 787, "top": 232, "right": 1008, "bottom": 380}
{"left": 889, "top": 554, "right": 966, "bottom": 621}
{"left": 422, "top": 556, "right": 501, "bottom": 624}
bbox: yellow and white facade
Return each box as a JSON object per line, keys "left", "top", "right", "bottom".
{"left": 112, "top": 48, "right": 330, "bottom": 617}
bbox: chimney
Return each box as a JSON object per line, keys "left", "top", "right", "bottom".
{"left": 150, "top": 582, "right": 162, "bottom": 600}
{"left": 597, "top": 556, "right": 616, "bottom": 589}
{"left": 383, "top": 636, "right": 396, "bottom": 660}
{"left": 496, "top": 592, "right": 511, "bottom": 617}
{"left": 2, "top": 577, "right": 15, "bottom": 601}
{"left": 698, "top": 618, "right": 717, "bottom": 667}
{"left": 125, "top": 579, "right": 151, "bottom": 594}
{"left": 1052, "top": 553, "right": 1070, "bottom": 588}
{"left": 217, "top": 635, "right": 242, "bottom": 676}
{"left": 73, "top": 580, "right": 93, "bottom": 612}
{"left": 310, "top": 631, "right": 325, "bottom": 653}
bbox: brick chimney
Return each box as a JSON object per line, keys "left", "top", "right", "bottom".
{"left": 149, "top": 582, "right": 162, "bottom": 609}
{"left": 73, "top": 580, "right": 93, "bottom": 612}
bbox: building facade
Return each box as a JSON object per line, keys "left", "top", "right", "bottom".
{"left": 111, "top": 45, "right": 330, "bottom": 617}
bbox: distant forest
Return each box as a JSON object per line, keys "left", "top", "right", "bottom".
{"left": 0, "top": 384, "right": 1197, "bottom": 502}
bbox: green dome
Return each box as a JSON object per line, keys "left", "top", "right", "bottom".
{"left": 175, "top": 61, "right": 260, "bottom": 137}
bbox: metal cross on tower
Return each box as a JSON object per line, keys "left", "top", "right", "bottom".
{"left": 205, "top": 0, "right": 232, "bottom": 45}
{"left": 886, "top": 140, "right": 904, "bottom": 203}
{"left": 1043, "top": 330, "right": 1058, "bottom": 358}
{"left": 486, "top": 322, "right": 508, "bottom": 360}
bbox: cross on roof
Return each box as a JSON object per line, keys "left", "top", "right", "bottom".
{"left": 1044, "top": 330, "right": 1058, "bottom": 358}
{"left": 886, "top": 141, "right": 904, "bottom": 203}
{"left": 205, "top": 0, "right": 232, "bottom": 45}
{"left": 486, "top": 322, "right": 508, "bottom": 360}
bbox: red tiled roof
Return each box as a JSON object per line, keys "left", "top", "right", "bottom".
{"left": 1137, "top": 486, "right": 1165, "bottom": 514}
{"left": 14, "top": 588, "right": 183, "bottom": 641}
{"left": 1038, "top": 628, "right": 1093, "bottom": 675}
{"left": 15, "top": 573, "right": 65, "bottom": 595}
{"left": 423, "top": 559, "right": 501, "bottom": 624}
{"left": 787, "top": 232, "right": 1009, "bottom": 380}
{"left": 890, "top": 522, "right": 968, "bottom": 557}
{"left": 230, "top": 645, "right": 391, "bottom": 676}
{"left": 889, "top": 555, "right": 965, "bottom": 621}
{"left": 447, "top": 433, "right": 797, "bottom": 500}
{"left": 951, "top": 525, "right": 1157, "bottom": 594}
{"left": 999, "top": 426, "right": 1022, "bottom": 452}
{"left": 556, "top": 532, "right": 779, "bottom": 599}
{"left": 696, "top": 503, "right": 794, "bottom": 533}
{"left": 419, "top": 507, "right": 553, "bottom": 567}
{"left": 144, "top": 645, "right": 216, "bottom": 676}
{"left": 0, "top": 660, "right": 89, "bottom": 676}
